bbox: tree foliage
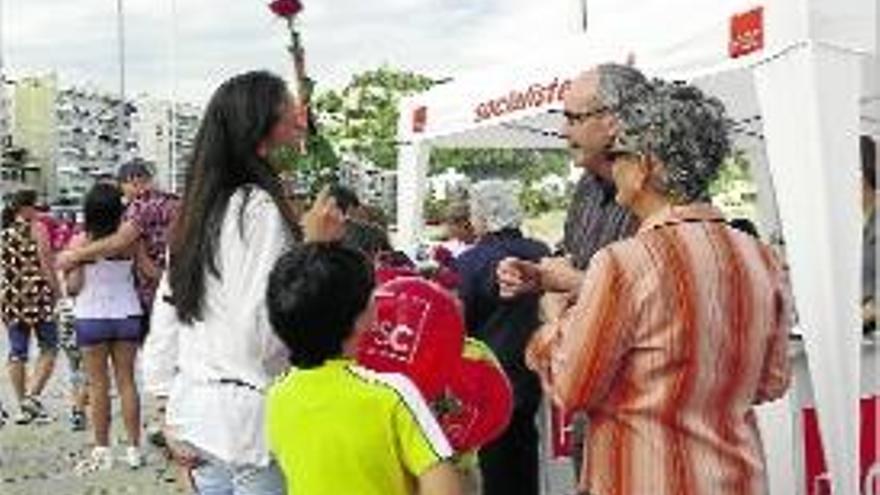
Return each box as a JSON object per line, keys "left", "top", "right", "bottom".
{"left": 708, "top": 149, "right": 752, "bottom": 198}
{"left": 429, "top": 148, "right": 568, "bottom": 184}
{"left": 313, "top": 67, "right": 435, "bottom": 170}
{"left": 269, "top": 132, "right": 339, "bottom": 196}
{"left": 313, "top": 66, "right": 572, "bottom": 216}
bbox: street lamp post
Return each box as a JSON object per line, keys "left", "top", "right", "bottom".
{"left": 116, "top": 0, "right": 127, "bottom": 165}
{"left": 168, "top": 0, "right": 178, "bottom": 193}
{"left": 579, "top": 0, "right": 588, "bottom": 33}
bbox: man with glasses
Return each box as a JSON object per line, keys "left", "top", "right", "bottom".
{"left": 497, "top": 63, "right": 649, "bottom": 489}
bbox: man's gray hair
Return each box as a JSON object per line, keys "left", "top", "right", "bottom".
{"left": 612, "top": 80, "right": 732, "bottom": 203}
{"left": 469, "top": 179, "right": 523, "bottom": 233}
{"left": 595, "top": 63, "right": 652, "bottom": 114}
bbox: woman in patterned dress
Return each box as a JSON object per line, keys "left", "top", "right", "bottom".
{"left": 0, "top": 189, "right": 60, "bottom": 424}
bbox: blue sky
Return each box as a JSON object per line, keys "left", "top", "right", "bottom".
{"left": 1, "top": 0, "right": 607, "bottom": 104}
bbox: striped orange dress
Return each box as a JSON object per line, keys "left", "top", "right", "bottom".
{"left": 539, "top": 203, "right": 792, "bottom": 495}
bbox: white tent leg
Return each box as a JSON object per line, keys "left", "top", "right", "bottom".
{"left": 756, "top": 395, "right": 798, "bottom": 495}
{"left": 395, "top": 142, "right": 431, "bottom": 249}
{"left": 755, "top": 42, "right": 863, "bottom": 495}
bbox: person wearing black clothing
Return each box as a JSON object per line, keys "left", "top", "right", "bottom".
{"left": 454, "top": 180, "right": 549, "bottom": 495}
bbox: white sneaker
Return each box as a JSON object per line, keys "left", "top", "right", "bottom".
{"left": 74, "top": 446, "right": 113, "bottom": 475}
{"left": 125, "top": 446, "right": 143, "bottom": 469}
{"left": 13, "top": 407, "right": 33, "bottom": 425}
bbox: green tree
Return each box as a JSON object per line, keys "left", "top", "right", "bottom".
{"left": 312, "top": 66, "right": 571, "bottom": 217}
{"left": 313, "top": 67, "right": 435, "bottom": 170}
{"left": 429, "top": 148, "right": 568, "bottom": 183}
{"left": 269, "top": 131, "right": 339, "bottom": 196}
{"left": 429, "top": 148, "right": 570, "bottom": 216}
{"left": 708, "top": 149, "right": 752, "bottom": 197}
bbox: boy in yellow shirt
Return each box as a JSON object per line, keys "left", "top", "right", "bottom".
{"left": 265, "top": 242, "right": 462, "bottom": 495}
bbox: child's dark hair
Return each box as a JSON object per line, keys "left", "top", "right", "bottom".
{"left": 84, "top": 182, "right": 125, "bottom": 240}
{"left": 267, "top": 242, "right": 375, "bottom": 368}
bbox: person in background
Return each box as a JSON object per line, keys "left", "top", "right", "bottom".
{"left": 442, "top": 201, "right": 477, "bottom": 258}
{"left": 0, "top": 189, "right": 60, "bottom": 425}
{"left": 331, "top": 184, "right": 393, "bottom": 261}
{"left": 40, "top": 208, "right": 89, "bottom": 431}
{"left": 55, "top": 286, "right": 87, "bottom": 432}
{"left": 65, "top": 183, "right": 147, "bottom": 472}
{"left": 495, "top": 63, "right": 645, "bottom": 478}
{"left": 454, "top": 180, "right": 549, "bottom": 495}
{"left": 57, "top": 159, "right": 177, "bottom": 453}
{"left": 327, "top": 183, "right": 362, "bottom": 217}
{"left": 861, "top": 134, "right": 877, "bottom": 334}
{"left": 527, "top": 80, "right": 792, "bottom": 495}
{"left": 142, "top": 70, "right": 343, "bottom": 495}
{"left": 343, "top": 218, "right": 392, "bottom": 261}
{"left": 266, "top": 242, "right": 462, "bottom": 495}
{"left": 0, "top": 200, "right": 8, "bottom": 427}
{"left": 58, "top": 158, "right": 177, "bottom": 323}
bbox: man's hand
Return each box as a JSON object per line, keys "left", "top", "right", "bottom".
{"left": 418, "top": 461, "right": 463, "bottom": 495}
{"left": 301, "top": 187, "right": 345, "bottom": 243}
{"left": 497, "top": 257, "right": 541, "bottom": 298}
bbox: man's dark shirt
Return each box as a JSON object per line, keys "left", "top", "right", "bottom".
{"left": 562, "top": 171, "right": 637, "bottom": 269}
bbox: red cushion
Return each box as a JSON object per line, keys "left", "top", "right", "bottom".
{"left": 433, "top": 341, "right": 513, "bottom": 451}
{"left": 357, "top": 277, "right": 464, "bottom": 399}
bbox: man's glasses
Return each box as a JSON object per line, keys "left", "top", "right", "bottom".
{"left": 552, "top": 107, "right": 609, "bottom": 125}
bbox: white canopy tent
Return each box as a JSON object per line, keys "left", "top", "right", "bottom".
{"left": 395, "top": 1, "right": 878, "bottom": 493}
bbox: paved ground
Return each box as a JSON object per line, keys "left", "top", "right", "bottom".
{"left": 0, "top": 328, "right": 181, "bottom": 495}
{"left": 0, "top": 324, "right": 576, "bottom": 495}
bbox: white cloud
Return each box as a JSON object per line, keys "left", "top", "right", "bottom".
{"left": 1, "top": 0, "right": 630, "bottom": 105}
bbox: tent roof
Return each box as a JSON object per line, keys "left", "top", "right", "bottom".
{"left": 398, "top": 0, "right": 878, "bottom": 148}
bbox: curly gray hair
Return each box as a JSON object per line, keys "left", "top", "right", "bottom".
{"left": 612, "top": 80, "right": 731, "bottom": 203}
{"left": 469, "top": 180, "right": 523, "bottom": 233}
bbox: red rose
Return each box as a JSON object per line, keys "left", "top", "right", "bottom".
{"left": 268, "top": 0, "right": 303, "bottom": 18}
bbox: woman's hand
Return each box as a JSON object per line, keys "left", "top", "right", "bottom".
{"left": 539, "top": 292, "right": 571, "bottom": 324}
{"left": 162, "top": 426, "right": 202, "bottom": 469}
{"left": 301, "top": 187, "right": 345, "bottom": 243}
{"left": 525, "top": 322, "right": 561, "bottom": 392}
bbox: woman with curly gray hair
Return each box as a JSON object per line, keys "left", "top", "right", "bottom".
{"left": 527, "top": 81, "right": 793, "bottom": 495}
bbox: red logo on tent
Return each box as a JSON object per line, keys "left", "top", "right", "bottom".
{"left": 412, "top": 106, "right": 428, "bottom": 133}
{"left": 729, "top": 7, "right": 764, "bottom": 59}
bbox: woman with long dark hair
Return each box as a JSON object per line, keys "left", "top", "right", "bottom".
{"left": 142, "top": 70, "right": 342, "bottom": 494}
{"left": 65, "top": 182, "right": 145, "bottom": 472}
